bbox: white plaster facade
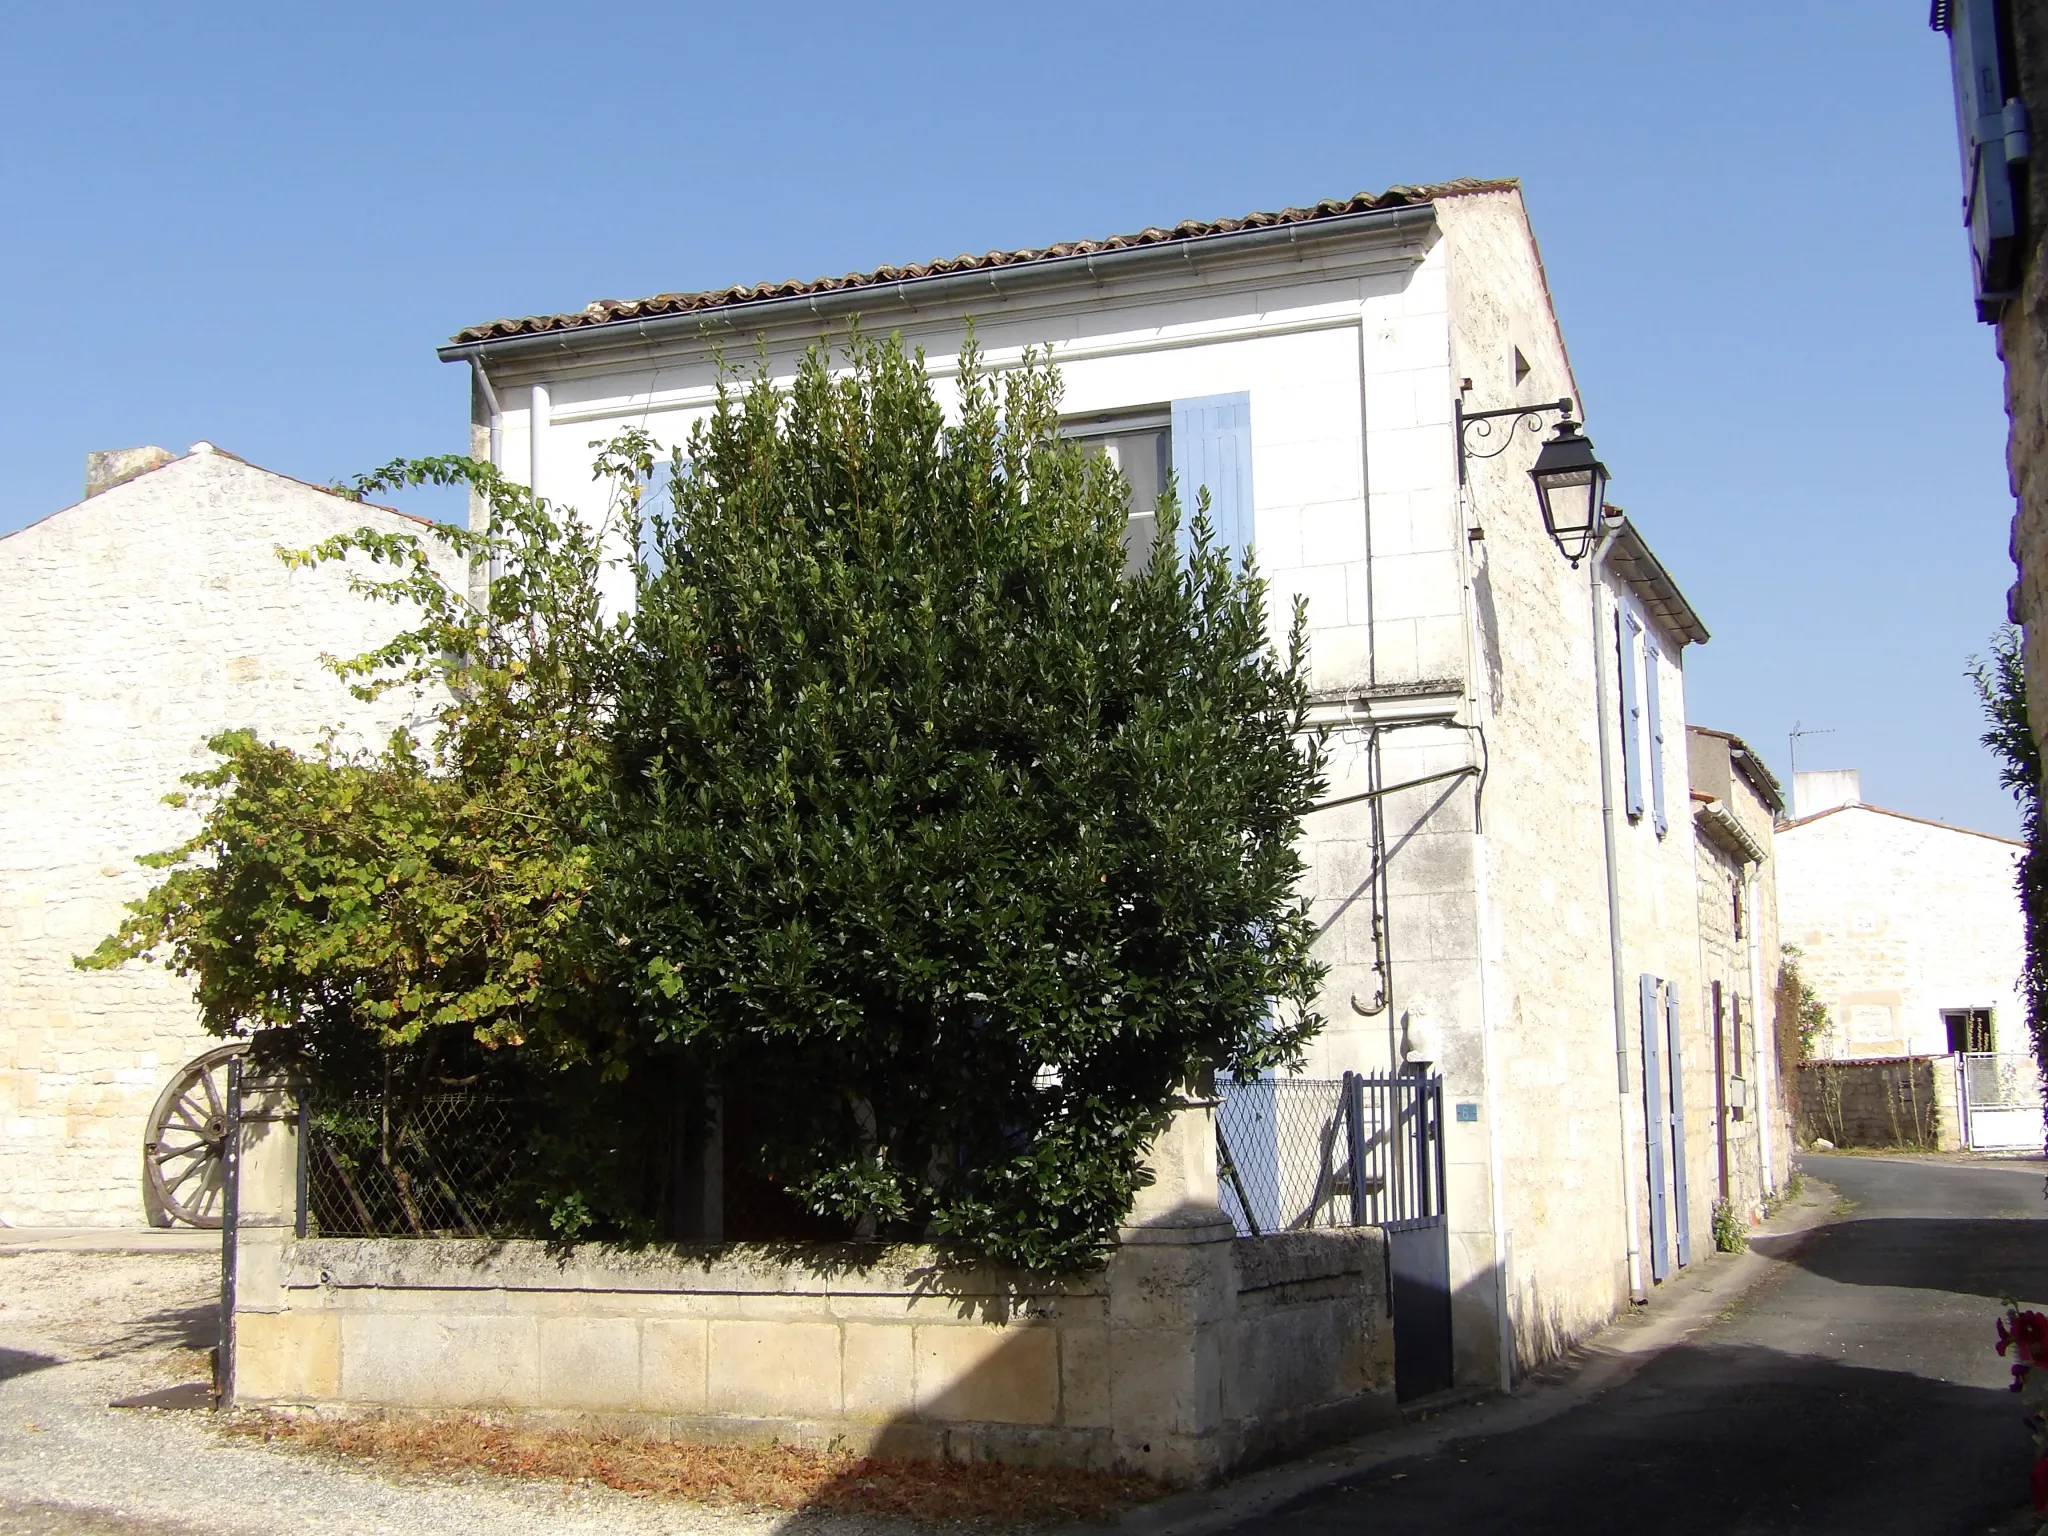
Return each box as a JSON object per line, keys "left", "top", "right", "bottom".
{"left": 441, "top": 183, "right": 1734, "bottom": 1380}
{"left": 1778, "top": 801, "right": 2027, "bottom": 1060}
{"left": 0, "top": 448, "right": 461, "bottom": 1227}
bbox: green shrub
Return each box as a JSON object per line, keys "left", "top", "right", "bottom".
{"left": 1711, "top": 1198, "right": 1749, "bottom": 1254}
{"left": 81, "top": 333, "right": 1328, "bottom": 1270}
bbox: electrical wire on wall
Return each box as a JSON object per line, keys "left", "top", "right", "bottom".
{"left": 1304, "top": 712, "right": 1487, "bottom": 1072}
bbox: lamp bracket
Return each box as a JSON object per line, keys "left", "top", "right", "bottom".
{"left": 1454, "top": 396, "right": 1575, "bottom": 485}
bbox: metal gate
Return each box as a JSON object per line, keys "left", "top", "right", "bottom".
{"left": 1961, "top": 1052, "right": 2045, "bottom": 1150}
{"left": 1216, "top": 1071, "right": 1450, "bottom": 1401}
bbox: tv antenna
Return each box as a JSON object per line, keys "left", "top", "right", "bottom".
{"left": 1788, "top": 721, "right": 1834, "bottom": 782}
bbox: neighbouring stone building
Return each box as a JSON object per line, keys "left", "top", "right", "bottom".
{"left": 433, "top": 178, "right": 1766, "bottom": 1394}
{"left": 1686, "top": 727, "right": 1788, "bottom": 1225}
{"left": 0, "top": 446, "right": 460, "bottom": 1227}
{"left": 1930, "top": 2, "right": 2048, "bottom": 757}
{"left": 1778, "top": 770, "right": 2026, "bottom": 1060}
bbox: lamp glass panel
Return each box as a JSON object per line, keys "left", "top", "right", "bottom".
{"left": 1537, "top": 467, "right": 1601, "bottom": 541}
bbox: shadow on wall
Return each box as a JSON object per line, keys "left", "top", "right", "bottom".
{"left": 1282, "top": 1343, "right": 2032, "bottom": 1535}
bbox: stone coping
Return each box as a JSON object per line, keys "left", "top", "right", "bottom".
{"left": 278, "top": 1228, "right": 1379, "bottom": 1299}
{"left": 283, "top": 1237, "right": 1101, "bottom": 1298}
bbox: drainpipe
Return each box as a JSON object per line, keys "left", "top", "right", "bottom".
{"left": 471, "top": 357, "right": 502, "bottom": 471}
{"left": 529, "top": 380, "right": 550, "bottom": 493}
{"left": 1590, "top": 515, "right": 1646, "bottom": 1303}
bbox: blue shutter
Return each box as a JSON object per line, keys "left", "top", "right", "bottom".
{"left": 1644, "top": 639, "right": 1668, "bottom": 838}
{"left": 637, "top": 458, "right": 686, "bottom": 582}
{"left": 1939, "top": 0, "right": 2025, "bottom": 311}
{"left": 1665, "top": 986, "right": 1691, "bottom": 1268}
{"left": 1618, "top": 615, "right": 1645, "bottom": 823}
{"left": 1640, "top": 974, "right": 1669, "bottom": 1283}
{"left": 1170, "top": 393, "right": 1255, "bottom": 563}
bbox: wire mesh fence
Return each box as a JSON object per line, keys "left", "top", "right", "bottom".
{"left": 1215, "top": 1072, "right": 1444, "bottom": 1238}
{"left": 305, "top": 1094, "right": 523, "bottom": 1238}
{"left": 1962, "top": 1051, "right": 2044, "bottom": 1111}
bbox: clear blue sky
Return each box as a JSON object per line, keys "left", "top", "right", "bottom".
{"left": 0, "top": 3, "right": 2021, "bottom": 834}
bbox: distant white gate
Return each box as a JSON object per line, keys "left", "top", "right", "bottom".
{"left": 1961, "top": 1052, "right": 2045, "bottom": 1151}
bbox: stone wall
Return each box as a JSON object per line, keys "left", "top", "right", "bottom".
{"left": 1777, "top": 805, "right": 2025, "bottom": 1061}
{"left": 1796, "top": 1056, "right": 1959, "bottom": 1151}
{"left": 0, "top": 448, "right": 463, "bottom": 1226}
{"left": 1999, "top": 2, "right": 2048, "bottom": 767}
{"left": 1686, "top": 728, "right": 1791, "bottom": 1228}
{"left": 227, "top": 1096, "right": 1395, "bottom": 1488}
{"left": 1436, "top": 190, "right": 1717, "bottom": 1366}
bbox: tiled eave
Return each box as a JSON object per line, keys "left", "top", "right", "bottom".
{"left": 438, "top": 180, "right": 1519, "bottom": 362}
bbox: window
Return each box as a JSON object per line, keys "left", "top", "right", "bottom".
{"left": 1944, "top": 1008, "right": 1994, "bottom": 1054}
{"left": 1617, "top": 613, "right": 1646, "bottom": 822}
{"left": 1065, "top": 392, "right": 1255, "bottom": 576}
{"left": 1643, "top": 637, "right": 1668, "bottom": 837}
{"left": 1732, "top": 879, "right": 1744, "bottom": 941}
{"left": 1066, "top": 411, "right": 1170, "bottom": 576}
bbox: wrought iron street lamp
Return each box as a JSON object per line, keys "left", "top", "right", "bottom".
{"left": 1527, "top": 419, "right": 1610, "bottom": 567}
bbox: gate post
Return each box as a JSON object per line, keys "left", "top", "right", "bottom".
{"left": 1345, "top": 1072, "right": 1369, "bottom": 1227}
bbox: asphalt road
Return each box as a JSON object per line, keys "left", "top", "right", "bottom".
{"left": 1243, "top": 1154, "right": 2048, "bottom": 1536}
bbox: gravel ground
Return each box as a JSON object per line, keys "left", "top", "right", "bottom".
{"left": 0, "top": 1247, "right": 894, "bottom": 1536}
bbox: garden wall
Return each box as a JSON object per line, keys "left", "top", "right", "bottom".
{"left": 1796, "top": 1056, "right": 1961, "bottom": 1151}
{"left": 225, "top": 1088, "right": 1396, "bottom": 1488}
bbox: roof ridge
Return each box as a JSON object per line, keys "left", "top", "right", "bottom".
{"left": 1777, "top": 800, "right": 2025, "bottom": 846}
{"left": 0, "top": 447, "right": 437, "bottom": 545}
{"left": 450, "top": 179, "right": 1521, "bottom": 346}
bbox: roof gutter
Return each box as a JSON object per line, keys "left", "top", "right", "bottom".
{"left": 434, "top": 202, "right": 1442, "bottom": 367}
{"left": 1697, "top": 798, "right": 1768, "bottom": 868}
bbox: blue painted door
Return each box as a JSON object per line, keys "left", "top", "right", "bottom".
{"left": 1640, "top": 974, "right": 1669, "bottom": 1283}
{"left": 1666, "top": 986, "right": 1691, "bottom": 1267}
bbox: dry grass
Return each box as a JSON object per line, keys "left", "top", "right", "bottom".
{"left": 224, "top": 1412, "right": 1164, "bottom": 1525}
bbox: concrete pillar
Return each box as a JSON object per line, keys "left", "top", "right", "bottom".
{"left": 1104, "top": 1093, "right": 1239, "bottom": 1484}
{"left": 226, "top": 1075, "right": 301, "bottom": 1405}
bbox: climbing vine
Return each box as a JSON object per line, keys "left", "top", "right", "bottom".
{"left": 1971, "top": 624, "right": 2048, "bottom": 1118}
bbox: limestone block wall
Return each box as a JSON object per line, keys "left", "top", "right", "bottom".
{"left": 0, "top": 448, "right": 464, "bottom": 1227}
{"left": 1778, "top": 805, "right": 2025, "bottom": 1061}
{"left": 1998, "top": 1, "right": 2048, "bottom": 768}
{"left": 224, "top": 1092, "right": 1393, "bottom": 1487}
{"left": 232, "top": 1227, "right": 1394, "bottom": 1487}
{"left": 1686, "top": 734, "right": 1789, "bottom": 1226}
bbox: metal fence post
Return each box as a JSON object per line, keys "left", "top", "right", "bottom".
{"left": 1344, "top": 1071, "right": 1369, "bottom": 1227}
{"left": 294, "top": 1079, "right": 310, "bottom": 1240}
{"left": 1431, "top": 1074, "right": 1448, "bottom": 1219}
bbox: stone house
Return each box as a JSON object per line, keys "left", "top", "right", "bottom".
{"left": 1778, "top": 771, "right": 2027, "bottom": 1062}
{"left": 435, "top": 179, "right": 1749, "bottom": 1385}
{"left": 1686, "top": 727, "right": 1788, "bottom": 1225}
{"left": 1930, "top": 3, "right": 2048, "bottom": 760}
{"left": 0, "top": 446, "right": 460, "bottom": 1227}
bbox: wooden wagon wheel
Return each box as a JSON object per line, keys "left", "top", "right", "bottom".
{"left": 142, "top": 1044, "right": 247, "bottom": 1229}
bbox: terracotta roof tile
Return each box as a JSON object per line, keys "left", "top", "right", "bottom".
{"left": 450, "top": 179, "right": 1517, "bottom": 345}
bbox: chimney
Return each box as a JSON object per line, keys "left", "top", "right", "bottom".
{"left": 85, "top": 446, "right": 175, "bottom": 499}
{"left": 1793, "top": 768, "right": 1861, "bottom": 819}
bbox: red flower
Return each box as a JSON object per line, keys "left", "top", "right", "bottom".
{"left": 2030, "top": 1452, "right": 2048, "bottom": 1512}
{"left": 2001, "top": 1312, "right": 2048, "bottom": 1367}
